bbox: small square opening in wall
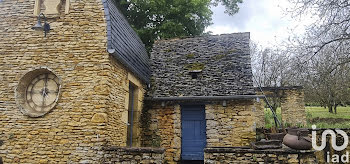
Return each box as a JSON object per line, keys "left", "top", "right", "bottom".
{"left": 189, "top": 70, "right": 202, "bottom": 79}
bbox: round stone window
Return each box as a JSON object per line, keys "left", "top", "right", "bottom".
{"left": 16, "top": 68, "right": 61, "bottom": 117}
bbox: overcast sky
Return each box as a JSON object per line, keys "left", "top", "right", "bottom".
{"left": 205, "top": 0, "right": 311, "bottom": 47}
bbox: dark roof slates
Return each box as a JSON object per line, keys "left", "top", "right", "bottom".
{"left": 109, "top": 9, "right": 150, "bottom": 70}
{"left": 102, "top": 0, "right": 150, "bottom": 83}
{"left": 149, "top": 33, "right": 255, "bottom": 97}
{"left": 109, "top": 28, "right": 150, "bottom": 74}
{"left": 109, "top": 22, "right": 149, "bottom": 66}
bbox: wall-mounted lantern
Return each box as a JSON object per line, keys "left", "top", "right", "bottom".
{"left": 31, "top": 13, "right": 50, "bottom": 37}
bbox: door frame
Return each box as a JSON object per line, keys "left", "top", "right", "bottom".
{"left": 180, "top": 104, "right": 207, "bottom": 161}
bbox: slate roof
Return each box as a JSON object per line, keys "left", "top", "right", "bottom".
{"left": 102, "top": 0, "right": 150, "bottom": 83}
{"left": 149, "top": 33, "right": 255, "bottom": 97}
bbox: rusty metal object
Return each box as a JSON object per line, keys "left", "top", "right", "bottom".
{"left": 267, "top": 133, "right": 286, "bottom": 141}
{"left": 283, "top": 128, "right": 312, "bottom": 150}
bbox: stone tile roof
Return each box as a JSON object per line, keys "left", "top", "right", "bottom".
{"left": 149, "top": 33, "right": 255, "bottom": 97}
{"left": 102, "top": 0, "right": 150, "bottom": 83}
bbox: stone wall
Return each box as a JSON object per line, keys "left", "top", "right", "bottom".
{"left": 141, "top": 104, "right": 182, "bottom": 163}
{"left": 101, "top": 147, "right": 165, "bottom": 164}
{"left": 204, "top": 147, "right": 317, "bottom": 164}
{"left": 255, "top": 128, "right": 350, "bottom": 164}
{"left": 105, "top": 56, "right": 129, "bottom": 147}
{"left": 205, "top": 100, "right": 256, "bottom": 147}
{"left": 255, "top": 87, "right": 307, "bottom": 127}
{"left": 254, "top": 98, "right": 265, "bottom": 128}
{"left": 0, "top": 0, "right": 145, "bottom": 163}
{"left": 142, "top": 100, "right": 257, "bottom": 163}
{"left": 105, "top": 56, "right": 146, "bottom": 147}
{"left": 280, "top": 89, "right": 307, "bottom": 126}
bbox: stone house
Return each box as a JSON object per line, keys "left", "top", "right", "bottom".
{"left": 143, "top": 33, "right": 261, "bottom": 163}
{"left": 0, "top": 0, "right": 157, "bottom": 163}
{"left": 0, "top": 0, "right": 262, "bottom": 163}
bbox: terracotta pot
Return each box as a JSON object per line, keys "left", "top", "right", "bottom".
{"left": 283, "top": 128, "right": 312, "bottom": 150}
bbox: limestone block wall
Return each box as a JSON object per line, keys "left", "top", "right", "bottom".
{"left": 106, "top": 56, "right": 146, "bottom": 147}
{"left": 204, "top": 148, "right": 317, "bottom": 164}
{"left": 206, "top": 100, "right": 256, "bottom": 147}
{"left": 101, "top": 147, "right": 165, "bottom": 164}
{"left": 0, "top": 0, "right": 143, "bottom": 163}
{"left": 281, "top": 89, "right": 307, "bottom": 126}
{"left": 105, "top": 56, "right": 128, "bottom": 147}
{"left": 254, "top": 99, "right": 265, "bottom": 128}
{"left": 141, "top": 104, "right": 181, "bottom": 163}
{"left": 142, "top": 100, "right": 256, "bottom": 163}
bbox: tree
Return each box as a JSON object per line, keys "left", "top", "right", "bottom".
{"left": 251, "top": 42, "right": 293, "bottom": 113}
{"left": 287, "top": 0, "right": 350, "bottom": 66}
{"left": 299, "top": 45, "right": 350, "bottom": 113}
{"left": 114, "top": 0, "right": 243, "bottom": 51}
{"left": 284, "top": 0, "right": 350, "bottom": 113}
{"left": 211, "top": 0, "right": 243, "bottom": 15}
{"left": 251, "top": 42, "right": 292, "bottom": 88}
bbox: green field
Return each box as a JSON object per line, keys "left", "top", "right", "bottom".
{"left": 264, "top": 106, "right": 350, "bottom": 129}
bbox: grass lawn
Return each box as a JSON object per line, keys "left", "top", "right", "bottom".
{"left": 264, "top": 106, "right": 350, "bottom": 129}
{"left": 305, "top": 106, "right": 350, "bottom": 128}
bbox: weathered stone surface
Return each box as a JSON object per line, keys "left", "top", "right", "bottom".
{"left": 206, "top": 101, "right": 256, "bottom": 147}
{"left": 254, "top": 98, "right": 265, "bottom": 128}
{"left": 149, "top": 33, "right": 255, "bottom": 97}
{"left": 142, "top": 100, "right": 256, "bottom": 163}
{"left": 204, "top": 147, "right": 317, "bottom": 164}
{"left": 43, "top": 0, "right": 62, "bottom": 15}
{"left": 281, "top": 89, "right": 307, "bottom": 126}
{"left": 91, "top": 113, "right": 108, "bottom": 123}
{"left": 141, "top": 104, "right": 181, "bottom": 163}
{"left": 0, "top": 0, "right": 147, "bottom": 163}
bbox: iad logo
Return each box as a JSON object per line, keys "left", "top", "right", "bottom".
{"left": 312, "top": 125, "right": 348, "bottom": 151}
{"left": 312, "top": 125, "right": 349, "bottom": 163}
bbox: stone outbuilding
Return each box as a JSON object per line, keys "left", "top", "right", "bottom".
{"left": 143, "top": 33, "right": 263, "bottom": 163}
{"left": 0, "top": 0, "right": 264, "bottom": 163}
{"left": 0, "top": 0, "right": 164, "bottom": 163}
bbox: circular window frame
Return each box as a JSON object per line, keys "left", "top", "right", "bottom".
{"left": 15, "top": 67, "right": 62, "bottom": 117}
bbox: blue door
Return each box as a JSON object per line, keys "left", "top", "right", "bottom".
{"left": 181, "top": 105, "right": 206, "bottom": 160}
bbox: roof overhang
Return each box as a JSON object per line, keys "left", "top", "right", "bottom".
{"left": 145, "top": 95, "right": 265, "bottom": 102}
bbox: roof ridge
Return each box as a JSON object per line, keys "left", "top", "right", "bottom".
{"left": 154, "top": 32, "right": 250, "bottom": 43}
